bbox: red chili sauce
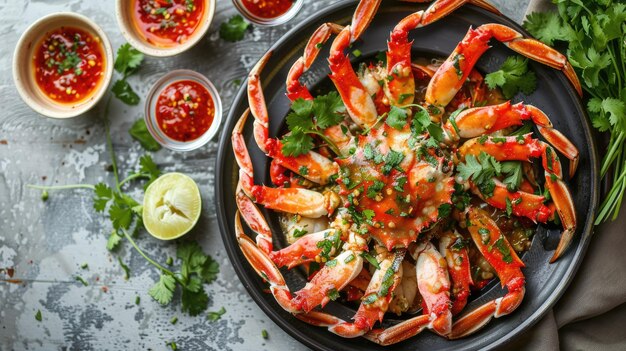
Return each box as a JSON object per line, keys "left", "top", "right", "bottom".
{"left": 242, "top": 0, "right": 294, "bottom": 19}
{"left": 33, "top": 27, "right": 105, "bottom": 104}
{"left": 132, "top": 0, "right": 205, "bottom": 47}
{"left": 156, "top": 80, "right": 214, "bottom": 142}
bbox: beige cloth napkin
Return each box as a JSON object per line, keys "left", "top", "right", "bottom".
{"left": 506, "top": 1, "right": 626, "bottom": 350}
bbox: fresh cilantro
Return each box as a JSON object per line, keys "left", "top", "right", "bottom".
{"left": 478, "top": 227, "right": 491, "bottom": 245}
{"left": 207, "top": 307, "right": 226, "bottom": 322}
{"left": 485, "top": 56, "right": 537, "bottom": 99}
{"left": 438, "top": 203, "right": 452, "bottom": 220}
{"left": 114, "top": 43, "right": 144, "bottom": 77}
{"left": 149, "top": 274, "right": 176, "bottom": 305}
{"left": 107, "top": 231, "right": 122, "bottom": 251}
{"left": 457, "top": 152, "right": 502, "bottom": 188}
{"left": 129, "top": 119, "right": 161, "bottom": 151}
{"left": 382, "top": 150, "right": 405, "bottom": 175}
{"left": 523, "top": 12, "right": 576, "bottom": 46}
{"left": 393, "top": 176, "right": 407, "bottom": 192}
{"left": 35, "top": 310, "right": 42, "bottom": 321}
{"left": 386, "top": 106, "right": 408, "bottom": 130}
{"left": 220, "top": 15, "right": 250, "bottom": 42}
{"left": 112, "top": 80, "right": 140, "bottom": 105}
{"left": 262, "top": 329, "right": 269, "bottom": 339}
{"left": 378, "top": 268, "right": 395, "bottom": 297}
{"left": 112, "top": 44, "right": 143, "bottom": 105}
{"left": 282, "top": 93, "right": 345, "bottom": 156}
{"left": 293, "top": 227, "right": 308, "bottom": 238}
{"left": 366, "top": 180, "right": 385, "bottom": 199}
{"left": 501, "top": 161, "right": 523, "bottom": 191}
{"left": 505, "top": 197, "right": 513, "bottom": 217}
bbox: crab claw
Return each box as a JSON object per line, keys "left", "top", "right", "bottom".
{"left": 269, "top": 229, "right": 336, "bottom": 269}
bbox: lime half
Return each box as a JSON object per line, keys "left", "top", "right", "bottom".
{"left": 143, "top": 172, "right": 202, "bottom": 240}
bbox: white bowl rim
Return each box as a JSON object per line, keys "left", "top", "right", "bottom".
{"left": 115, "top": 0, "right": 216, "bottom": 57}
{"left": 12, "top": 11, "right": 114, "bottom": 119}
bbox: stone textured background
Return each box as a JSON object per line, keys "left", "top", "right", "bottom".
{"left": 0, "top": 0, "right": 528, "bottom": 350}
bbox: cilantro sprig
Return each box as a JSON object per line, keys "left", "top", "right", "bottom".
{"left": 485, "top": 56, "right": 537, "bottom": 99}
{"left": 524, "top": 1, "right": 626, "bottom": 223}
{"left": 112, "top": 43, "right": 144, "bottom": 105}
{"left": 458, "top": 151, "right": 522, "bottom": 197}
{"left": 281, "top": 92, "right": 346, "bottom": 156}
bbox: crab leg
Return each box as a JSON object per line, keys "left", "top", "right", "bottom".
{"left": 239, "top": 170, "right": 340, "bottom": 218}
{"left": 439, "top": 231, "right": 472, "bottom": 315}
{"left": 447, "top": 102, "right": 579, "bottom": 176}
{"left": 293, "top": 238, "right": 366, "bottom": 312}
{"left": 384, "top": 0, "right": 500, "bottom": 106}
{"left": 427, "top": 24, "right": 582, "bottom": 116}
{"left": 247, "top": 53, "right": 340, "bottom": 184}
{"left": 235, "top": 211, "right": 300, "bottom": 313}
{"left": 365, "top": 243, "right": 452, "bottom": 345}
{"left": 329, "top": 249, "right": 405, "bottom": 338}
{"left": 286, "top": 23, "right": 356, "bottom": 155}
{"left": 449, "top": 208, "right": 526, "bottom": 339}
{"left": 459, "top": 134, "right": 577, "bottom": 261}
{"left": 269, "top": 229, "right": 337, "bottom": 269}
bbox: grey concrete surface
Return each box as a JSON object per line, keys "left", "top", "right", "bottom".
{"left": 0, "top": 0, "right": 528, "bottom": 350}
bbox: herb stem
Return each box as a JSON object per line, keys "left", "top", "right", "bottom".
{"left": 103, "top": 95, "right": 120, "bottom": 189}
{"left": 121, "top": 228, "right": 179, "bottom": 280}
{"left": 308, "top": 131, "right": 342, "bottom": 157}
{"left": 119, "top": 173, "right": 147, "bottom": 187}
{"left": 26, "top": 184, "right": 95, "bottom": 191}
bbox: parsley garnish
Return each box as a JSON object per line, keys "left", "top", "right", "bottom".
{"left": 485, "top": 56, "right": 537, "bottom": 99}
{"left": 220, "top": 15, "right": 250, "bottom": 42}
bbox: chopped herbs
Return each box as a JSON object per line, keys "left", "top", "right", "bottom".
{"left": 170, "top": 316, "right": 178, "bottom": 325}
{"left": 262, "top": 329, "right": 269, "bottom": 339}
{"left": 75, "top": 276, "right": 88, "bottom": 286}
{"left": 478, "top": 227, "right": 491, "bottom": 245}
{"left": 292, "top": 227, "right": 308, "bottom": 238}
{"left": 135, "top": 296, "right": 140, "bottom": 305}
{"left": 361, "top": 252, "right": 380, "bottom": 269}
{"left": 366, "top": 180, "right": 385, "bottom": 199}
{"left": 80, "top": 262, "right": 89, "bottom": 269}
{"left": 35, "top": 310, "right": 42, "bottom": 322}
{"left": 494, "top": 236, "right": 513, "bottom": 263}
{"left": 327, "top": 288, "right": 340, "bottom": 301}
{"left": 41, "top": 190, "right": 49, "bottom": 202}
{"left": 207, "top": 307, "right": 226, "bottom": 322}
{"left": 458, "top": 152, "right": 502, "bottom": 197}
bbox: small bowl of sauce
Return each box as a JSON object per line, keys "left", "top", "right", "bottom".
{"left": 116, "top": 0, "right": 215, "bottom": 57}
{"left": 145, "top": 70, "right": 222, "bottom": 151}
{"left": 13, "top": 12, "right": 113, "bottom": 118}
{"left": 233, "top": 0, "right": 303, "bottom": 26}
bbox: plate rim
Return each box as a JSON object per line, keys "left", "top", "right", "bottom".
{"left": 215, "top": 1, "right": 600, "bottom": 350}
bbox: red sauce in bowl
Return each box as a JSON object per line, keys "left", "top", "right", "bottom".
{"left": 132, "top": 0, "right": 205, "bottom": 47}
{"left": 241, "top": 0, "right": 294, "bottom": 19}
{"left": 155, "top": 80, "right": 215, "bottom": 142}
{"left": 32, "top": 27, "right": 105, "bottom": 104}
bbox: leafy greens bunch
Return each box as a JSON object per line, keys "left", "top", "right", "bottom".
{"left": 524, "top": 0, "right": 626, "bottom": 224}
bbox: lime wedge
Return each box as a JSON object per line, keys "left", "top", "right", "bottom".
{"left": 143, "top": 172, "right": 202, "bottom": 240}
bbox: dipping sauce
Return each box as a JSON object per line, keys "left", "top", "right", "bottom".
{"left": 132, "top": 0, "right": 205, "bottom": 47}
{"left": 32, "top": 27, "right": 105, "bottom": 104}
{"left": 242, "top": 0, "right": 294, "bottom": 19}
{"left": 155, "top": 80, "right": 214, "bottom": 142}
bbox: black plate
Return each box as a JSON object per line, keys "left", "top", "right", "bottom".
{"left": 215, "top": 1, "right": 599, "bottom": 350}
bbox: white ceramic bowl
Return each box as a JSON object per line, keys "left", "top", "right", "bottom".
{"left": 116, "top": 0, "right": 215, "bottom": 57}
{"left": 144, "top": 69, "right": 222, "bottom": 151}
{"left": 12, "top": 12, "right": 114, "bottom": 119}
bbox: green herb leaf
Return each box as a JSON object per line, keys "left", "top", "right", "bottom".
{"left": 281, "top": 130, "right": 314, "bottom": 157}
{"left": 149, "top": 274, "right": 176, "bottom": 305}
{"left": 485, "top": 56, "right": 537, "bottom": 99}
{"left": 35, "top": 310, "right": 42, "bottom": 321}
{"left": 220, "top": 15, "right": 250, "bottom": 42}
{"left": 118, "top": 256, "right": 130, "bottom": 280}
{"left": 114, "top": 43, "right": 144, "bottom": 77}
{"left": 112, "top": 79, "right": 140, "bottom": 105}
{"left": 129, "top": 119, "right": 161, "bottom": 151}
{"left": 313, "top": 92, "right": 345, "bottom": 129}
{"left": 386, "top": 106, "right": 408, "bottom": 130}
{"left": 207, "top": 307, "right": 226, "bottom": 322}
